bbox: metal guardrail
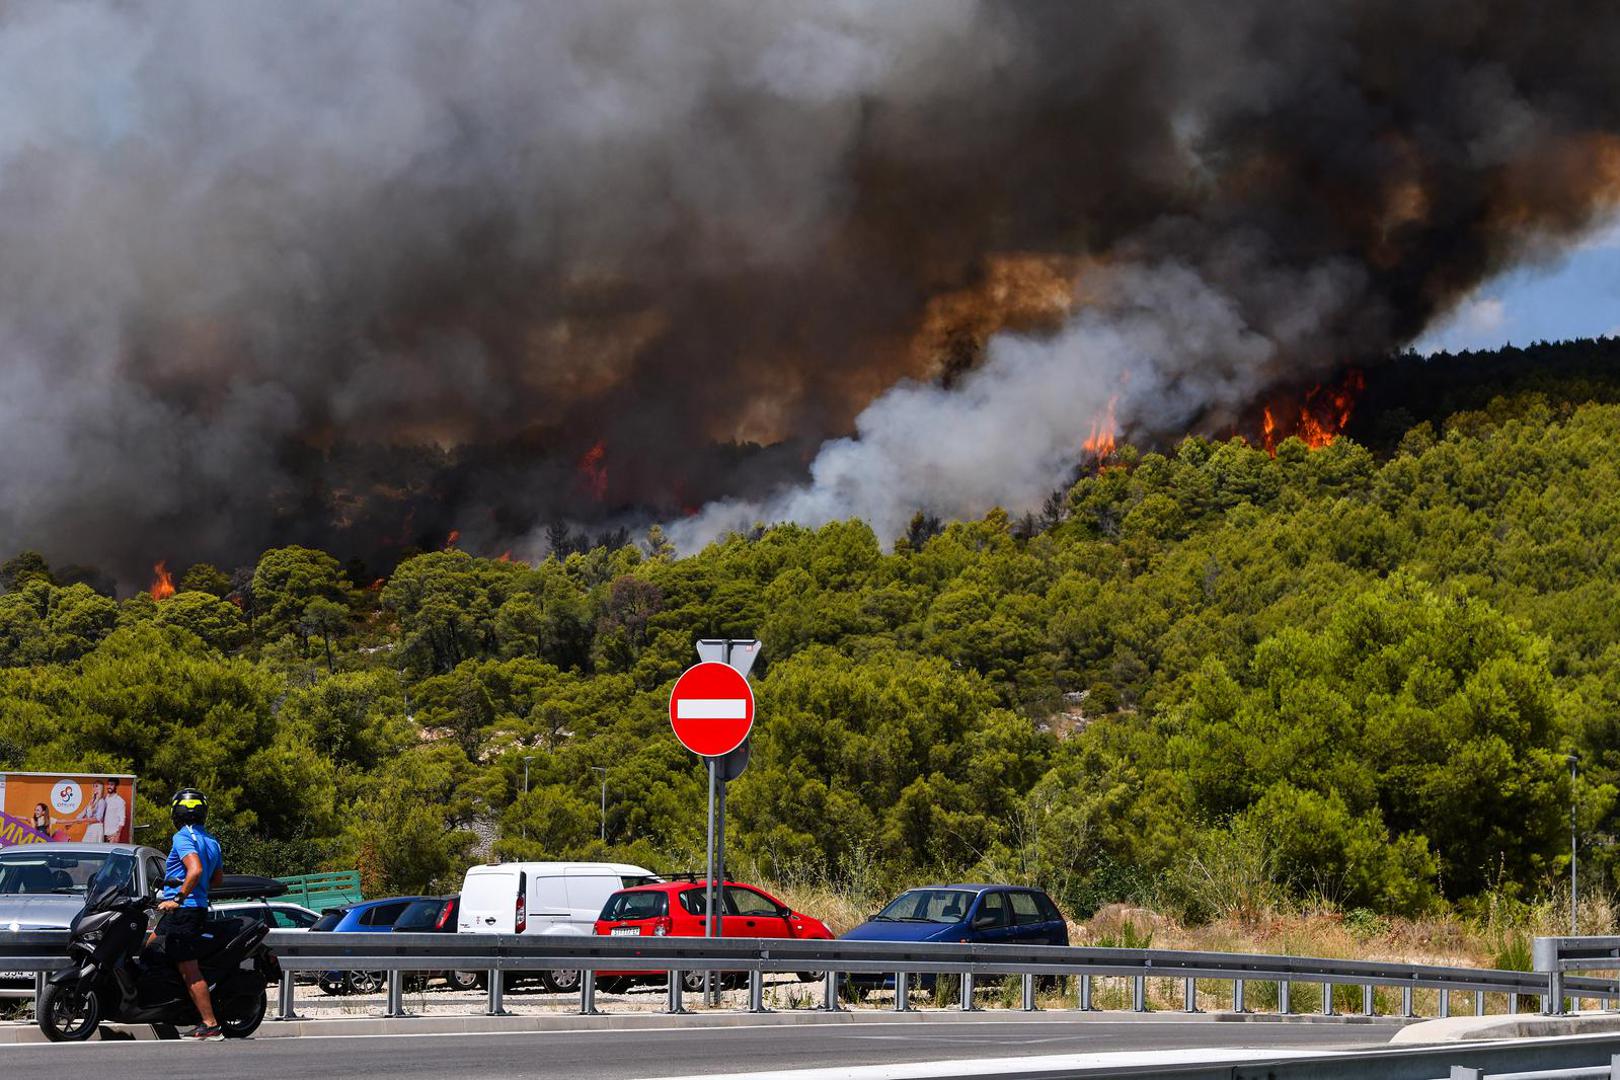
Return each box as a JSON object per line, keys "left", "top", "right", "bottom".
{"left": 1534, "top": 936, "right": 1620, "bottom": 1016}
{"left": 6, "top": 928, "right": 1612, "bottom": 1021}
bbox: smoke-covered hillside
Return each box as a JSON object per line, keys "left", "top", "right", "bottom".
{"left": 4, "top": 344, "right": 1620, "bottom": 917}
{"left": 3, "top": 1, "right": 1620, "bottom": 581}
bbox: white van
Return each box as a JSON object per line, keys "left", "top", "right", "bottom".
{"left": 458, "top": 861, "right": 660, "bottom": 992}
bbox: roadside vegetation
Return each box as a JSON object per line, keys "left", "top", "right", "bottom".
{"left": 5, "top": 339, "right": 1620, "bottom": 960}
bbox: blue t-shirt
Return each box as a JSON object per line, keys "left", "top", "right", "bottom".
{"left": 161, "top": 825, "right": 222, "bottom": 909}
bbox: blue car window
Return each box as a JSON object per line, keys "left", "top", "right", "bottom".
{"left": 1009, "top": 891, "right": 1044, "bottom": 925}
{"left": 974, "top": 891, "right": 1009, "bottom": 928}
{"left": 877, "top": 888, "right": 975, "bottom": 923}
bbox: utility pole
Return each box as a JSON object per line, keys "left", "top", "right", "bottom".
{"left": 1570, "top": 753, "right": 1580, "bottom": 936}
{"left": 589, "top": 766, "right": 607, "bottom": 842}
{"left": 521, "top": 755, "right": 535, "bottom": 841}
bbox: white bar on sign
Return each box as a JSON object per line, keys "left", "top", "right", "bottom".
{"left": 676, "top": 698, "right": 748, "bottom": 720}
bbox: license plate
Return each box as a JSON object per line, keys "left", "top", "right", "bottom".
{"left": 609, "top": 927, "right": 641, "bottom": 936}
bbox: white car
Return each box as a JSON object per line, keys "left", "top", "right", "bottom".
{"left": 213, "top": 900, "right": 321, "bottom": 930}
{"left": 458, "top": 861, "right": 659, "bottom": 993}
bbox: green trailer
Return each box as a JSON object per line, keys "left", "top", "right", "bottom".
{"left": 275, "top": 870, "right": 363, "bottom": 912}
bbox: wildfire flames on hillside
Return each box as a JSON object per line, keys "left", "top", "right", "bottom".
{"left": 1257, "top": 372, "right": 1369, "bottom": 456}
{"left": 148, "top": 562, "right": 175, "bottom": 601}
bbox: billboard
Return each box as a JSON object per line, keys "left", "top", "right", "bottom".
{"left": 0, "top": 772, "right": 136, "bottom": 847}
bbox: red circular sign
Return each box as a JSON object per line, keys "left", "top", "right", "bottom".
{"left": 669, "top": 662, "right": 755, "bottom": 758}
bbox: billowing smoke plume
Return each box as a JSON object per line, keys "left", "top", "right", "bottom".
{"left": 1, "top": 2, "right": 1618, "bottom": 579}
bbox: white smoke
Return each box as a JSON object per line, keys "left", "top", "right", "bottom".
{"left": 670, "top": 255, "right": 1367, "bottom": 549}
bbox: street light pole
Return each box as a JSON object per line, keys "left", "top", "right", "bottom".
{"left": 1570, "top": 753, "right": 1580, "bottom": 936}
{"left": 589, "top": 767, "right": 607, "bottom": 842}
{"left": 521, "top": 755, "right": 535, "bottom": 841}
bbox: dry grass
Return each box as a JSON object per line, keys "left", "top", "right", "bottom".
{"left": 764, "top": 881, "right": 1619, "bottom": 975}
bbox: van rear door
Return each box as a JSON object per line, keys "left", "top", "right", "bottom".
{"left": 563, "top": 871, "right": 624, "bottom": 930}
{"left": 459, "top": 868, "right": 520, "bottom": 933}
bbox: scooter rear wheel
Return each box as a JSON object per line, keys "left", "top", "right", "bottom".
{"left": 38, "top": 980, "right": 102, "bottom": 1042}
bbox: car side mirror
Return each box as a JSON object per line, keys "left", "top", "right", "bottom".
{"left": 777, "top": 906, "right": 792, "bottom": 919}
{"left": 972, "top": 913, "right": 997, "bottom": 929}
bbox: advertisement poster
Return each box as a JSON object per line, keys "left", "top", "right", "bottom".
{"left": 0, "top": 773, "right": 136, "bottom": 847}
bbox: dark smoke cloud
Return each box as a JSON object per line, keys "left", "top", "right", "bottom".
{"left": 0, "top": 2, "right": 1617, "bottom": 580}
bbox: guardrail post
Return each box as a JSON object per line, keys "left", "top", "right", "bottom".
{"left": 1279, "top": 980, "right": 1291, "bottom": 1014}
{"left": 1402, "top": 984, "right": 1415, "bottom": 1018}
{"left": 580, "top": 969, "right": 599, "bottom": 1016}
{"left": 275, "top": 969, "right": 300, "bottom": 1021}
{"left": 1232, "top": 978, "right": 1245, "bottom": 1014}
{"left": 1184, "top": 977, "right": 1198, "bottom": 1013}
{"left": 1132, "top": 974, "right": 1146, "bottom": 1012}
{"left": 747, "top": 970, "right": 768, "bottom": 1013}
{"left": 487, "top": 969, "right": 508, "bottom": 1016}
{"left": 1450, "top": 1068, "right": 1483, "bottom": 1080}
{"left": 823, "top": 970, "right": 841, "bottom": 1012}
{"left": 1080, "top": 974, "right": 1094, "bottom": 1012}
{"left": 384, "top": 969, "right": 408, "bottom": 1018}
{"left": 1362, "top": 983, "right": 1375, "bottom": 1016}
{"left": 1438, "top": 988, "right": 1450, "bottom": 1018}
{"left": 1022, "top": 973, "right": 1038, "bottom": 1012}
{"left": 1548, "top": 971, "right": 1565, "bottom": 1015}
{"left": 960, "top": 972, "right": 977, "bottom": 1012}
{"left": 894, "top": 971, "right": 910, "bottom": 1012}
{"left": 666, "top": 970, "right": 686, "bottom": 1014}
{"left": 1321, "top": 982, "right": 1333, "bottom": 1016}
{"left": 33, "top": 972, "right": 44, "bottom": 1019}
{"left": 1507, "top": 990, "right": 1518, "bottom": 1015}
{"left": 1474, "top": 990, "right": 1485, "bottom": 1016}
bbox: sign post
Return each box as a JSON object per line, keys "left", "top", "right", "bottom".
{"left": 671, "top": 639, "right": 760, "bottom": 1006}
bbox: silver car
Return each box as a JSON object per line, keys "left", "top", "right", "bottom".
{"left": 0, "top": 843, "right": 166, "bottom": 993}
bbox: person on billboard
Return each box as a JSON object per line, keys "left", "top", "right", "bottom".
{"left": 102, "top": 778, "right": 128, "bottom": 844}
{"left": 31, "top": 803, "right": 68, "bottom": 842}
{"left": 156, "top": 788, "right": 225, "bottom": 1040}
{"left": 64, "top": 781, "right": 107, "bottom": 842}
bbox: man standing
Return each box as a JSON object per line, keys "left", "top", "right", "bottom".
{"left": 157, "top": 788, "right": 225, "bottom": 1040}
{"left": 102, "top": 778, "right": 128, "bottom": 844}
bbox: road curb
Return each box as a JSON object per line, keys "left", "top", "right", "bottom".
{"left": 1392, "top": 1010, "right": 1620, "bottom": 1044}
{"left": 0, "top": 1006, "right": 1410, "bottom": 1044}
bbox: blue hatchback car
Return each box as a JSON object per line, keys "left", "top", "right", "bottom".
{"left": 311, "top": 896, "right": 436, "bottom": 995}
{"left": 840, "top": 884, "right": 1068, "bottom": 994}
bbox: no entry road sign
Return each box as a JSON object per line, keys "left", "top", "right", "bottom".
{"left": 669, "top": 661, "right": 755, "bottom": 758}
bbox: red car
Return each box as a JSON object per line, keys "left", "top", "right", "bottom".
{"left": 593, "top": 880, "right": 832, "bottom": 992}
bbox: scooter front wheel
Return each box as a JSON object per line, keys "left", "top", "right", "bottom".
{"left": 222, "top": 988, "right": 267, "bottom": 1039}
{"left": 39, "top": 979, "right": 103, "bottom": 1042}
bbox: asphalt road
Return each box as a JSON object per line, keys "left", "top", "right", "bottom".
{"left": 0, "top": 1016, "right": 1406, "bottom": 1079}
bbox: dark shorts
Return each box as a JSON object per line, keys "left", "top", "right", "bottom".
{"left": 156, "top": 907, "right": 209, "bottom": 962}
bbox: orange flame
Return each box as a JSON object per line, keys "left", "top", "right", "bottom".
{"left": 444, "top": 530, "right": 460, "bottom": 550}
{"left": 1256, "top": 370, "right": 1365, "bottom": 456}
{"left": 148, "top": 561, "right": 175, "bottom": 601}
{"left": 1082, "top": 396, "right": 1119, "bottom": 460}
{"left": 496, "top": 550, "right": 512, "bottom": 563}
{"left": 367, "top": 577, "right": 386, "bottom": 591}
{"left": 578, "top": 441, "right": 608, "bottom": 501}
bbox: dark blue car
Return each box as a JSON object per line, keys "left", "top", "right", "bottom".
{"left": 840, "top": 884, "right": 1068, "bottom": 994}
{"left": 311, "top": 896, "right": 436, "bottom": 995}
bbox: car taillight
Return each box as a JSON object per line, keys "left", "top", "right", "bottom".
{"left": 515, "top": 893, "right": 527, "bottom": 934}
{"left": 435, "top": 901, "right": 453, "bottom": 931}
{"left": 653, "top": 917, "right": 671, "bottom": 936}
